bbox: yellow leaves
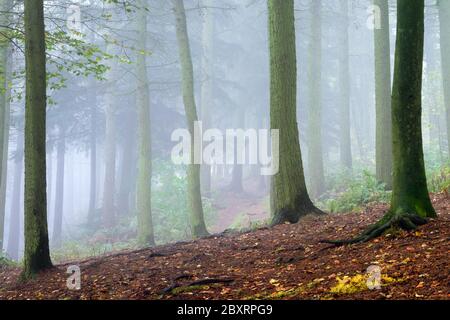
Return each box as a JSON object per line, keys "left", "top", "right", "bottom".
{"left": 330, "top": 274, "right": 367, "bottom": 295}
{"left": 269, "top": 278, "right": 279, "bottom": 286}
{"left": 329, "top": 273, "right": 403, "bottom": 295}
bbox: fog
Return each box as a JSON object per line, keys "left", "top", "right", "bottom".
{"left": 0, "top": 0, "right": 447, "bottom": 262}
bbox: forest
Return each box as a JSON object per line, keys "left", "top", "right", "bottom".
{"left": 0, "top": 0, "right": 448, "bottom": 302}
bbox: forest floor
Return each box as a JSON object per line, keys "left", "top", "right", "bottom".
{"left": 0, "top": 193, "right": 449, "bottom": 300}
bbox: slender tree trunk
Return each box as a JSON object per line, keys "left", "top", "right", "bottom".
{"left": 46, "top": 147, "right": 53, "bottom": 220}
{"left": 306, "top": 0, "right": 325, "bottom": 198}
{"left": 136, "top": 0, "right": 154, "bottom": 246}
{"left": 23, "top": 0, "right": 52, "bottom": 278}
{"left": 172, "top": 0, "right": 209, "bottom": 238}
{"left": 52, "top": 127, "right": 65, "bottom": 248}
{"left": 200, "top": 0, "right": 214, "bottom": 197}
{"left": 102, "top": 45, "right": 117, "bottom": 229}
{"left": 268, "top": 0, "right": 324, "bottom": 226}
{"left": 7, "top": 130, "right": 23, "bottom": 261}
{"left": 88, "top": 102, "right": 97, "bottom": 224}
{"left": 374, "top": 0, "right": 393, "bottom": 189}
{"left": 117, "top": 112, "right": 136, "bottom": 217}
{"left": 338, "top": 0, "right": 352, "bottom": 170}
{"left": 439, "top": 0, "right": 450, "bottom": 157}
{"left": 0, "top": 0, "right": 12, "bottom": 252}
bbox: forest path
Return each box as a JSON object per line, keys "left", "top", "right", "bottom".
{"left": 0, "top": 193, "right": 449, "bottom": 300}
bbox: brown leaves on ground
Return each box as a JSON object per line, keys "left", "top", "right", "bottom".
{"left": 0, "top": 193, "right": 449, "bottom": 300}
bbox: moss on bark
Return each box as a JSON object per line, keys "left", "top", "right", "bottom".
{"left": 268, "top": 0, "right": 324, "bottom": 226}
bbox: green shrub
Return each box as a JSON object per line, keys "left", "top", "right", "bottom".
{"left": 320, "top": 170, "right": 390, "bottom": 213}
{"left": 428, "top": 165, "right": 450, "bottom": 193}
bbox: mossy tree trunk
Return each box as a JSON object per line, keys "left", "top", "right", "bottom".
{"left": 173, "top": 0, "right": 209, "bottom": 238}
{"left": 136, "top": 0, "right": 155, "bottom": 246}
{"left": 268, "top": 0, "right": 324, "bottom": 226}
{"left": 323, "top": 0, "right": 436, "bottom": 245}
{"left": 306, "top": 0, "right": 325, "bottom": 199}
{"left": 389, "top": 0, "right": 435, "bottom": 220}
{"left": 374, "top": 0, "right": 393, "bottom": 189}
{"left": 338, "top": 0, "right": 352, "bottom": 170}
{"left": 22, "top": 0, "right": 53, "bottom": 278}
{"left": 438, "top": 0, "right": 450, "bottom": 158}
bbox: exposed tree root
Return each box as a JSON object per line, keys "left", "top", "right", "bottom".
{"left": 271, "top": 206, "right": 326, "bottom": 227}
{"left": 320, "top": 211, "right": 430, "bottom": 246}
{"left": 162, "top": 277, "right": 234, "bottom": 294}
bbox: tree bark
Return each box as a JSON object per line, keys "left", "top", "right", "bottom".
{"left": 0, "top": 0, "right": 12, "bottom": 252}
{"left": 52, "top": 127, "right": 65, "bottom": 248}
{"left": 306, "top": 0, "right": 325, "bottom": 198}
{"left": 374, "top": 0, "right": 393, "bottom": 189}
{"left": 23, "top": 0, "right": 53, "bottom": 278}
{"left": 200, "top": 0, "right": 214, "bottom": 197}
{"left": 136, "top": 0, "right": 154, "bottom": 246}
{"left": 438, "top": 0, "right": 450, "bottom": 158}
{"left": 323, "top": 0, "right": 435, "bottom": 246}
{"left": 338, "top": 0, "right": 352, "bottom": 170}
{"left": 268, "top": 0, "right": 324, "bottom": 226}
{"left": 172, "top": 0, "right": 209, "bottom": 238}
{"left": 88, "top": 102, "right": 97, "bottom": 224}
{"left": 389, "top": 0, "right": 435, "bottom": 219}
{"left": 7, "top": 130, "right": 23, "bottom": 261}
{"left": 102, "top": 44, "right": 118, "bottom": 229}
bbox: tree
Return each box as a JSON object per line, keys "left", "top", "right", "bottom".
{"left": 338, "top": 0, "right": 352, "bottom": 170}
{"left": 102, "top": 42, "right": 118, "bottom": 229}
{"left": 306, "top": 0, "right": 325, "bottom": 198}
{"left": 172, "top": 0, "right": 209, "bottom": 238}
{"left": 268, "top": 0, "right": 324, "bottom": 225}
{"left": 87, "top": 91, "right": 98, "bottom": 224}
{"left": 51, "top": 125, "right": 66, "bottom": 248}
{"left": 7, "top": 129, "right": 24, "bottom": 261}
{"left": 324, "top": 0, "right": 436, "bottom": 245}
{"left": 0, "top": 0, "right": 12, "bottom": 252}
{"left": 22, "top": 0, "right": 53, "bottom": 278}
{"left": 136, "top": 0, "right": 155, "bottom": 246}
{"left": 438, "top": 0, "right": 450, "bottom": 157}
{"left": 374, "top": 0, "right": 393, "bottom": 189}
{"left": 200, "top": 0, "right": 214, "bottom": 196}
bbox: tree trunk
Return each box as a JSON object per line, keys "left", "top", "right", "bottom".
{"left": 338, "top": 0, "right": 352, "bottom": 170}
{"left": 102, "top": 45, "right": 118, "bottom": 229}
{"left": 374, "top": 0, "right": 393, "bottom": 189}
{"left": 117, "top": 112, "right": 136, "bottom": 217}
{"left": 389, "top": 0, "right": 435, "bottom": 218}
{"left": 200, "top": 0, "right": 214, "bottom": 197}
{"left": 306, "top": 0, "right": 325, "bottom": 198}
{"left": 23, "top": 0, "right": 53, "bottom": 278}
{"left": 172, "top": 0, "right": 209, "bottom": 238}
{"left": 88, "top": 102, "right": 97, "bottom": 224}
{"left": 0, "top": 0, "right": 12, "bottom": 252}
{"left": 52, "top": 127, "right": 65, "bottom": 248}
{"left": 268, "top": 0, "right": 324, "bottom": 226}
{"left": 323, "top": 0, "right": 435, "bottom": 246}
{"left": 136, "top": 0, "right": 154, "bottom": 246}
{"left": 7, "top": 130, "right": 24, "bottom": 261}
{"left": 439, "top": 0, "right": 450, "bottom": 157}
